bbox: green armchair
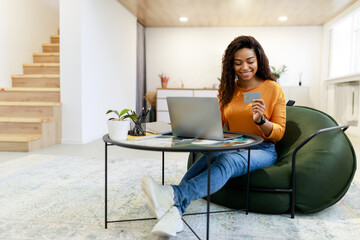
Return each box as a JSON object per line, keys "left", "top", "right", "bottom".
{"left": 187, "top": 105, "right": 357, "bottom": 217}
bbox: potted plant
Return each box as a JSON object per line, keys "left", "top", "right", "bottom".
{"left": 271, "top": 65, "right": 287, "bottom": 79}
{"left": 106, "top": 109, "right": 138, "bottom": 141}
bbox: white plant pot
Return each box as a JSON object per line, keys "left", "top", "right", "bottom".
{"left": 107, "top": 120, "right": 130, "bottom": 141}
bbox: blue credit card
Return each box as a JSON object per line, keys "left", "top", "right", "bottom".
{"left": 244, "top": 92, "right": 261, "bottom": 103}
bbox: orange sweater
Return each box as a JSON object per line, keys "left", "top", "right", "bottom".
{"left": 220, "top": 80, "right": 286, "bottom": 142}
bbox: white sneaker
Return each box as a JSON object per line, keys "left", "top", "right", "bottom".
{"left": 141, "top": 176, "right": 175, "bottom": 219}
{"left": 152, "top": 206, "right": 184, "bottom": 237}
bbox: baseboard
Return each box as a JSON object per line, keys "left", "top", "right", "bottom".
{"left": 61, "top": 133, "right": 105, "bottom": 144}
{"left": 61, "top": 138, "right": 83, "bottom": 144}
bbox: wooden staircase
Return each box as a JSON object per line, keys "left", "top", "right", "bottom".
{"left": 0, "top": 29, "right": 61, "bottom": 152}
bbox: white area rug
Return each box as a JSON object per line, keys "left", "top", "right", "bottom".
{"left": 0, "top": 154, "right": 359, "bottom": 239}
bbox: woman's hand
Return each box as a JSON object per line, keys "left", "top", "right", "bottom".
{"left": 251, "top": 99, "right": 265, "bottom": 122}
{"left": 251, "top": 99, "right": 273, "bottom": 137}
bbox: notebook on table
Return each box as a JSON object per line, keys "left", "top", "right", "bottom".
{"left": 166, "top": 97, "right": 242, "bottom": 141}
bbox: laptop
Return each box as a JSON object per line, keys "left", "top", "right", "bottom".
{"left": 166, "top": 97, "right": 242, "bottom": 140}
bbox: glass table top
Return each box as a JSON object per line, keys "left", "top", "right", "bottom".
{"left": 103, "top": 133, "right": 263, "bottom": 152}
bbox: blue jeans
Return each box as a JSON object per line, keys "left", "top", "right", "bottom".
{"left": 171, "top": 141, "right": 277, "bottom": 215}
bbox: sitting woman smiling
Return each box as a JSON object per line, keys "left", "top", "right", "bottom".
{"left": 141, "top": 35, "right": 286, "bottom": 237}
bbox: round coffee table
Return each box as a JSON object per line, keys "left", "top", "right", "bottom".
{"left": 103, "top": 133, "right": 263, "bottom": 239}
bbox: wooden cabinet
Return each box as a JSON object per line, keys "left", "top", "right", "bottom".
{"left": 156, "top": 88, "right": 218, "bottom": 122}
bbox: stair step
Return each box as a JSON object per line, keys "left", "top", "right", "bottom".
{"left": 12, "top": 74, "right": 60, "bottom": 88}
{"left": 0, "top": 102, "right": 62, "bottom": 146}
{"left": 0, "top": 87, "right": 60, "bottom": 92}
{"left": 50, "top": 35, "right": 59, "bottom": 43}
{"left": 0, "top": 134, "right": 42, "bottom": 152}
{"left": 0, "top": 117, "right": 55, "bottom": 138}
{"left": 0, "top": 101, "right": 61, "bottom": 107}
{"left": 42, "top": 43, "right": 59, "bottom": 53}
{"left": 0, "top": 88, "right": 60, "bottom": 102}
{"left": 0, "top": 102, "right": 61, "bottom": 118}
{"left": 0, "top": 134, "right": 42, "bottom": 142}
{"left": 33, "top": 53, "right": 59, "bottom": 63}
{"left": 0, "top": 117, "right": 53, "bottom": 123}
{"left": 0, "top": 102, "right": 60, "bottom": 118}
{"left": 23, "top": 63, "right": 59, "bottom": 74}
{"left": 0, "top": 121, "right": 41, "bottom": 135}
{"left": 0, "top": 101, "right": 61, "bottom": 124}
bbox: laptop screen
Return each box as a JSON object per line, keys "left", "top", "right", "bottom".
{"left": 167, "top": 97, "right": 238, "bottom": 140}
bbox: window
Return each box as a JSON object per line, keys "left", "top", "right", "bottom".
{"left": 329, "top": 9, "right": 360, "bottom": 78}
{"left": 355, "top": 10, "right": 360, "bottom": 73}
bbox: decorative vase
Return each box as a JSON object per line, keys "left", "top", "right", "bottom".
{"left": 149, "top": 106, "right": 156, "bottom": 122}
{"left": 159, "top": 74, "right": 170, "bottom": 88}
{"left": 161, "top": 81, "right": 168, "bottom": 88}
{"left": 107, "top": 119, "right": 130, "bottom": 141}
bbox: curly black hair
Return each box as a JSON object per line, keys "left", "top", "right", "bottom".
{"left": 219, "top": 36, "right": 276, "bottom": 109}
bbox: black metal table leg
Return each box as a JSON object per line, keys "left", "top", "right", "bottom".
{"left": 162, "top": 151, "right": 165, "bottom": 185}
{"left": 105, "top": 142, "right": 108, "bottom": 229}
{"left": 206, "top": 152, "right": 211, "bottom": 240}
{"left": 246, "top": 149, "right": 251, "bottom": 215}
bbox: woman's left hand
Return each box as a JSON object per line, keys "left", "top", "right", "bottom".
{"left": 251, "top": 99, "right": 265, "bottom": 122}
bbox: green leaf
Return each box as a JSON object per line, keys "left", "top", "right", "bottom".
{"left": 113, "top": 110, "right": 120, "bottom": 118}
{"left": 107, "top": 108, "right": 139, "bottom": 121}
{"left": 119, "top": 109, "right": 130, "bottom": 117}
{"left": 129, "top": 115, "right": 139, "bottom": 122}
{"left": 122, "top": 114, "right": 138, "bottom": 121}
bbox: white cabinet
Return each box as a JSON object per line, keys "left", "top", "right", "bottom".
{"left": 156, "top": 88, "right": 218, "bottom": 123}
{"left": 193, "top": 90, "right": 218, "bottom": 97}
{"left": 157, "top": 89, "right": 193, "bottom": 98}
{"left": 157, "top": 87, "right": 310, "bottom": 123}
{"left": 281, "top": 86, "right": 310, "bottom": 106}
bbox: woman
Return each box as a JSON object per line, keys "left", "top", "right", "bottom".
{"left": 141, "top": 35, "right": 286, "bottom": 237}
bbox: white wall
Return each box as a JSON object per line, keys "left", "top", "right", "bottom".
{"left": 146, "top": 27, "right": 322, "bottom": 108}
{"left": 60, "top": 0, "right": 137, "bottom": 144}
{"left": 0, "top": 0, "right": 59, "bottom": 87}
{"left": 60, "top": 0, "right": 83, "bottom": 144}
{"left": 81, "top": 0, "right": 137, "bottom": 143}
